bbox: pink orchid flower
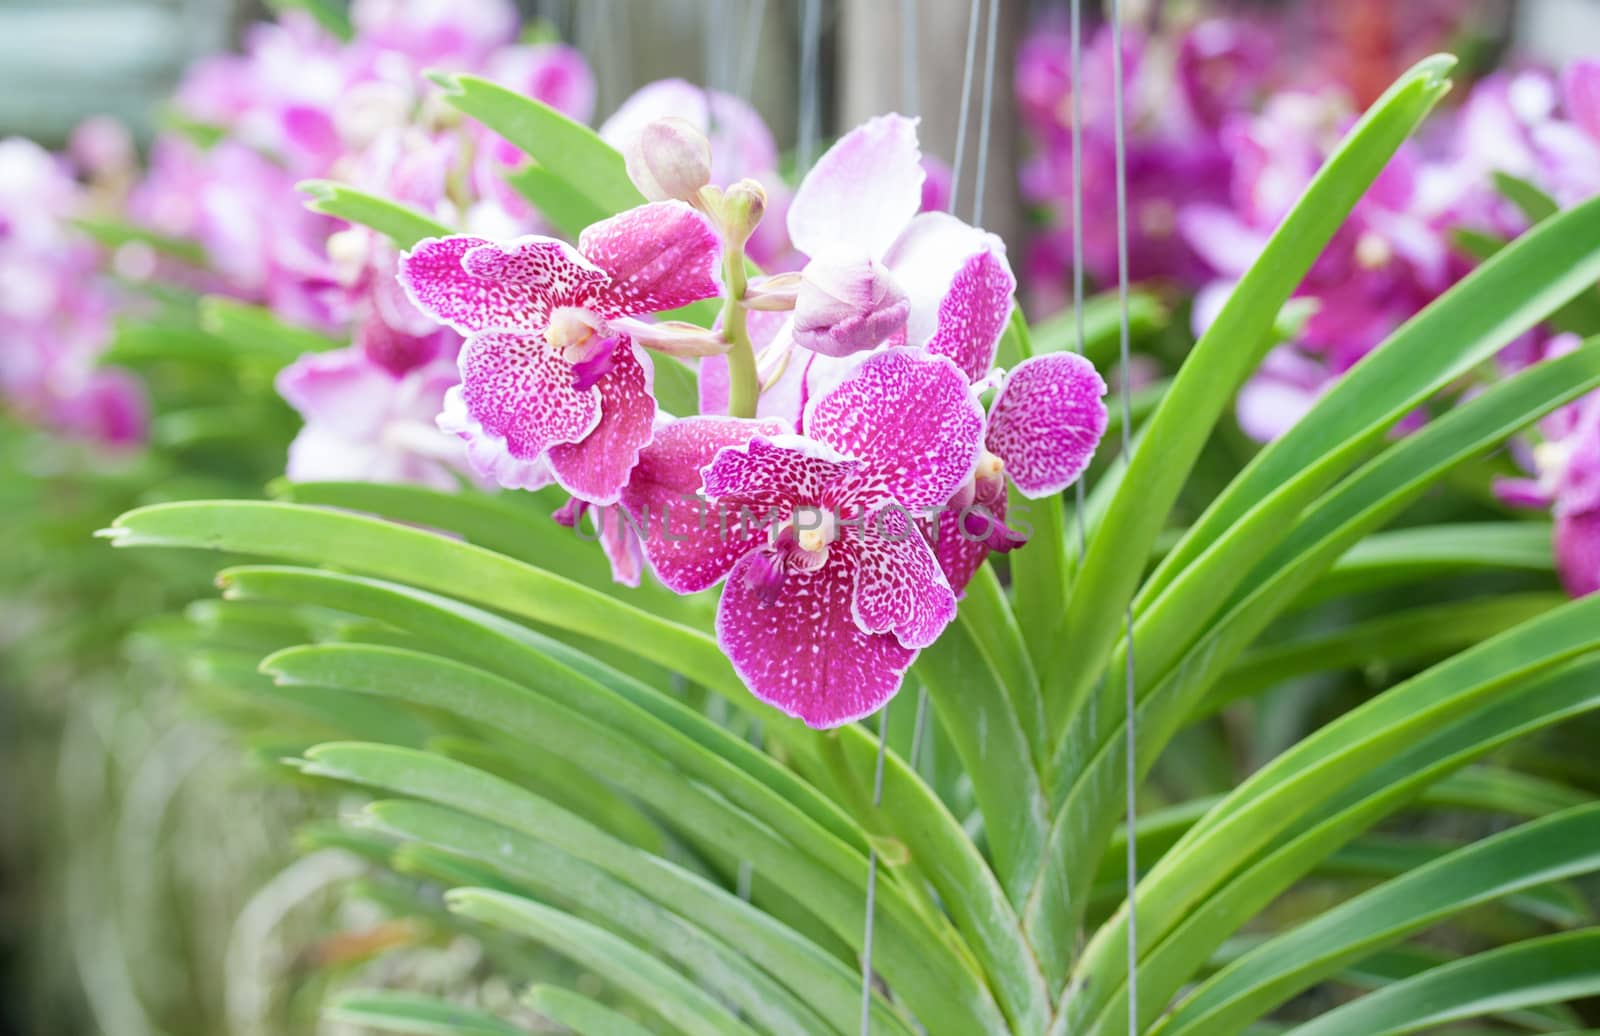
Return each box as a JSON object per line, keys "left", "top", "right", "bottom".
{"left": 278, "top": 347, "right": 467, "bottom": 490}
{"left": 398, "top": 201, "right": 722, "bottom": 503}
{"left": 628, "top": 349, "right": 984, "bottom": 727}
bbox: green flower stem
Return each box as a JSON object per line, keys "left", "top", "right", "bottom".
{"left": 722, "top": 244, "right": 760, "bottom": 419}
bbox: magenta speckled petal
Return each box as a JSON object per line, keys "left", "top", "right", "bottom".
{"left": 933, "top": 476, "right": 1025, "bottom": 595}
{"left": 546, "top": 341, "right": 657, "bottom": 505}
{"left": 986, "top": 353, "right": 1108, "bottom": 499}
{"left": 805, "top": 347, "right": 984, "bottom": 512}
{"left": 787, "top": 114, "right": 925, "bottom": 260}
{"left": 701, "top": 434, "right": 857, "bottom": 515}
{"left": 621, "top": 415, "right": 788, "bottom": 593}
{"left": 400, "top": 235, "right": 610, "bottom": 334}
{"left": 438, "top": 385, "right": 557, "bottom": 491}
{"left": 717, "top": 547, "right": 916, "bottom": 729}
{"left": 579, "top": 200, "right": 722, "bottom": 318}
{"left": 924, "top": 247, "right": 1016, "bottom": 382}
{"left": 1556, "top": 510, "right": 1600, "bottom": 598}
{"left": 456, "top": 330, "right": 601, "bottom": 469}
{"left": 846, "top": 510, "right": 957, "bottom": 649}
{"left": 883, "top": 211, "right": 1010, "bottom": 355}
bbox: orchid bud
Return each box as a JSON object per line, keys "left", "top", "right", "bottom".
{"left": 792, "top": 256, "right": 910, "bottom": 358}
{"left": 625, "top": 117, "right": 713, "bottom": 203}
{"left": 719, "top": 178, "right": 767, "bottom": 249}
{"left": 743, "top": 271, "right": 802, "bottom": 311}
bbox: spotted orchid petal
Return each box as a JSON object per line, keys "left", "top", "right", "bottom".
{"left": 717, "top": 548, "right": 916, "bottom": 729}
{"left": 806, "top": 347, "right": 985, "bottom": 512}
{"left": 578, "top": 200, "right": 722, "bottom": 318}
{"left": 883, "top": 212, "right": 1014, "bottom": 378}
{"left": 701, "top": 434, "right": 858, "bottom": 516}
{"left": 544, "top": 341, "right": 657, "bottom": 505}
{"left": 934, "top": 473, "right": 1027, "bottom": 595}
{"left": 440, "top": 330, "right": 600, "bottom": 490}
{"left": 621, "top": 416, "right": 788, "bottom": 593}
{"left": 437, "top": 386, "right": 556, "bottom": 491}
{"left": 792, "top": 255, "right": 910, "bottom": 358}
{"left": 787, "top": 114, "right": 925, "bottom": 260}
{"left": 399, "top": 235, "right": 609, "bottom": 335}
{"left": 1556, "top": 510, "right": 1600, "bottom": 598}
{"left": 986, "top": 352, "right": 1109, "bottom": 499}
{"left": 846, "top": 508, "right": 957, "bottom": 649}
{"left": 554, "top": 499, "right": 643, "bottom": 588}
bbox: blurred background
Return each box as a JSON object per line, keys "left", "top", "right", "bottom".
{"left": 3, "top": 1, "right": 1600, "bottom": 1034}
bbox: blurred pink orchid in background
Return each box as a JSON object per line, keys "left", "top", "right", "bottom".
{"left": 0, "top": 138, "right": 146, "bottom": 448}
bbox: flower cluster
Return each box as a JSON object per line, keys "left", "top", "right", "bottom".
{"left": 400, "top": 115, "right": 1108, "bottom": 727}
{"left": 122, "top": 0, "right": 597, "bottom": 487}
{"left": 0, "top": 136, "right": 145, "bottom": 447}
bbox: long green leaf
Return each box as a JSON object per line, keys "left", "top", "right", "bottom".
{"left": 430, "top": 73, "right": 644, "bottom": 218}
{"left": 1280, "top": 930, "right": 1600, "bottom": 1036}
{"left": 1159, "top": 804, "right": 1600, "bottom": 1036}
{"left": 448, "top": 889, "right": 758, "bottom": 1036}
{"left": 300, "top": 180, "right": 454, "bottom": 250}
{"left": 324, "top": 991, "right": 526, "bottom": 1036}
{"left": 525, "top": 987, "right": 654, "bottom": 1036}
{"left": 1041, "top": 55, "right": 1457, "bottom": 739}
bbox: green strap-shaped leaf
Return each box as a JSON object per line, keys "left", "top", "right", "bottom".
{"left": 1493, "top": 170, "right": 1561, "bottom": 224}
{"left": 1132, "top": 199, "right": 1600, "bottom": 715}
{"left": 264, "top": 0, "right": 353, "bottom": 40}
{"left": 102, "top": 506, "right": 1037, "bottom": 1031}
{"left": 504, "top": 164, "right": 611, "bottom": 241}
{"left": 431, "top": 73, "right": 645, "bottom": 218}
{"left": 199, "top": 297, "right": 342, "bottom": 363}
{"left": 1305, "top": 522, "right": 1554, "bottom": 604}
{"left": 300, "top": 180, "right": 454, "bottom": 250}
{"left": 1209, "top": 592, "right": 1565, "bottom": 710}
{"left": 1160, "top": 804, "right": 1600, "bottom": 1035}
{"left": 1041, "top": 55, "right": 1457, "bottom": 738}
{"left": 1280, "top": 929, "right": 1600, "bottom": 1036}
{"left": 525, "top": 986, "right": 654, "bottom": 1036}
{"left": 370, "top": 801, "right": 842, "bottom": 1036}
{"left": 1028, "top": 342, "right": 1600, "bottom": 983}
{"left": 324, "top": 991, "right": 527, "bottom": 1036}
{"left": 1076, "top": 655, "right": 1600, "bottom": 1036}
{"left": 71, "top": 217, "right": 208, "bottom": 266}
{"left": 448, "top": 888, "right": 758, "bottom": 1036}
{"left": 273, "top": 648, "right": 1003, "bottom": 1034}
{"left": 296, "top": 743, "right": 921, "bottom": 1036}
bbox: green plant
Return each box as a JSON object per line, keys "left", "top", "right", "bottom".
{"left": 98, "top": 56, "right": 1600, "bottom": 1035}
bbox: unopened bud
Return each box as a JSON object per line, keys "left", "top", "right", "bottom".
{"left": 720, "top": 177, "right": 767, "bottom": 249}
{"left": 792, "top": 256, "right": 909, "bottom": 358}
{"left": 625, "top": 117, "right": 713, "bottom": 203}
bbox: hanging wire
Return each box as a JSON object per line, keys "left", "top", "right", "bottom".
{"left": 740, "top": 0, "right": 770, "bottom": 102}
{"left": 798, "top": 0, "right": 824, "bottom": 173}
{"left": 1109, "top": 0, "right": 1140, "bottom": 1031}
{"left": 859, "top": 703, "right": 891, "bottom": 1035}
{"left": 971, "top": 0, "right": 1002, "bottom": 226}
{"left": 899, "top": 0, "right": 921, "bottom": 117}
{"left": 947, "top": 0, "right": 984, "bottom": 216}
{"left": 1069, "top": 0, "right": 1090, "bottom": 558}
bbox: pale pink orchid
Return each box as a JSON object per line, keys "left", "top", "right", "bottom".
{"left": 398, "top": 201, "right": 722, "bottom": 503}
{"left": 278, "top": 346, "right": 467, "bottom": 490}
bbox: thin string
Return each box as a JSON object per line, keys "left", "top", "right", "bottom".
{"left": 1109, "top": 0, "right": 1139, "bottom": 1031}
{"left": 740, "top": 0, "right": 769, "bottom": 102}
{"left": 859, "top": 702, "right": 891, "bottom": 1035}
{"left": 947, "top": 0, "right": 983, "bottom": 215}
{"left": 1069, "top": 0, "right": 1089, "bottom": 559}
{"left": 798, "top": 0, "right": 823, "bottom": 173}
{"left": 899, "top": 0, "right": 920, "bottom": 117}
{"left": 972, "top": 0, "right": 1001, "bottom": 226}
